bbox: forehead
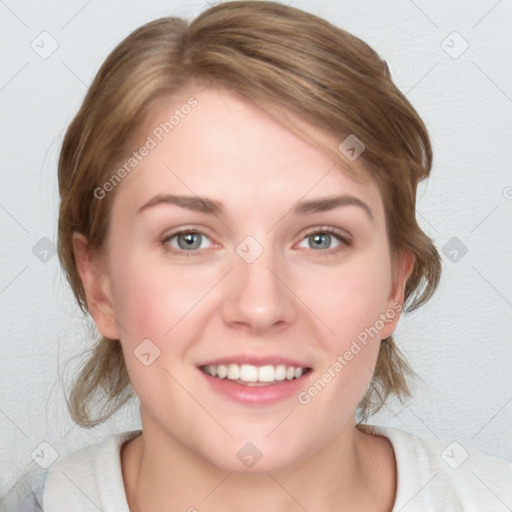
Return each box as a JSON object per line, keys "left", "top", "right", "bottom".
{"left": 110, "top": 86, "right": 384, "bottom": 221}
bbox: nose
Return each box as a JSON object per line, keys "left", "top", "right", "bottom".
{"left": 221, "top": 244, "right": 297, "bottom": 334}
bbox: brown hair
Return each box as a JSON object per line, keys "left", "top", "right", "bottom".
{"left": 57, "top": 1, "right": 441, "bottom": 428}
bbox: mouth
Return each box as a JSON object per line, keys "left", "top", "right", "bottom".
{"left": 199, "top": 363, "right": 312, "bottom": 386}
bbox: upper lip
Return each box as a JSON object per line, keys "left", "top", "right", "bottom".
{"left": 198, "top": 355, "right": 311, "bottom": 368}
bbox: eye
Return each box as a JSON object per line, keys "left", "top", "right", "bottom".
{"left": 297, "top": 227, "right": 351, "bottom": 253}
{"left": 163, "top": 230, "right": 213, "bottom": 253}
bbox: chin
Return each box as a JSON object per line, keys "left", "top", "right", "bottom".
{"left": 197, "top": 429, "right": 310, "bottom": 474}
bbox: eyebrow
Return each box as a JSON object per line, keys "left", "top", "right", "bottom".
{"left": 291, "top": 195, "right": 373, "bottom": 221}
{"left": 138, "top": 194, "right": 223, "bottom": 215}
{"left": 137, "top": 193, "right": 373, "bottom": 221}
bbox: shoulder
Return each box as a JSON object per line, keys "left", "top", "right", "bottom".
{"left": 1, "top": 465, "right": 47, "bottom": 512}
{"left": 42, "top": 429, "right": 141, "bottom": 512}
{"left": 363, "top": 424, "right": 512, "bottom": 511}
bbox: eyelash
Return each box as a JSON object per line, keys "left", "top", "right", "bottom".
{"left": 161, "top": 226, "right": 352, "bottom": 258}
{"left": 300, "top": 226, "right": 352, "bottom": 256}
{"left": 161, "top": 229, "right": 213, "bottom": 258}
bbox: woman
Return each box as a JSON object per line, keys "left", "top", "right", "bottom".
{"left": 29, "top": 1, "right": 512, "bottom": 510}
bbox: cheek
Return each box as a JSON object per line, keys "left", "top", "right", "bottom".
{"left": 107, "top": 253, "right": 209, "bottom": 408}
{"left": 108, "top": 249, "right": 221, "bottom": 345}
{"left": 293, "top": 251, "right": 392, "bottom": 405}
{"left": 109, "top": 268, "right": 171, "bottom": 340}
{"left": 299, "top": 251, "right": 393, "bottom": 343}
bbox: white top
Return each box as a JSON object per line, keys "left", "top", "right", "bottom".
{"left": 32, "top": 426, "right": 512, "bottom": 511}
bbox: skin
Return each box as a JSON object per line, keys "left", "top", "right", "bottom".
{"left": 74, "top": 86, "right": 413, "bottom": 511}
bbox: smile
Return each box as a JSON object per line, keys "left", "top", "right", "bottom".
{"left": 200, "top": 363, "right": 311, "bottom": 386}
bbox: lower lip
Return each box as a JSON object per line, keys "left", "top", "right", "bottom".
{"left": 199, "top": 368, "right": 312, "bottom": 405}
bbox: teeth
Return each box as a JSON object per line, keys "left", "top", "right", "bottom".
{"left": 217, "top": 364, "right": 227, "bottom": 379}
{"left": 240, "top": 364, "right": 258, "bottom": 382}
{"left": 227, "top": 364, "right": 239, "bottom": 380}
{"left": 202, "top": 363, "right": 307, "bottom": 383}
{"left": 275, "top": 364, "right": 287, "bottom": 381}
{"left": 258, "top": 365, "right": 275, "bottom": 382}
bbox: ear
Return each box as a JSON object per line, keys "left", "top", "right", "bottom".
{"left": 72, "top": 232, "right": 119, "bottom": 340}
{"left": 380, "top": 249, "right": 415, "bottom": 339}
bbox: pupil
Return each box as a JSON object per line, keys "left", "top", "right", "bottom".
{"left": 178, "top": 233, "right": 200, "bottom": 250}
{"left": 311, "top": 233, "right": 330, "bottom": 249}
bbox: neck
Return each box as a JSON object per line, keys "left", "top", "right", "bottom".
{"left": 121, "top": 417, "right": 396, "bottom": 512}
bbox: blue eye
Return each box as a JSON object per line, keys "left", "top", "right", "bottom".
{"left": 163, "top": 231, "right": 213, "bottom": 252}
{"left": 161, "top": 226, "right": 351, "bottom": 258}
{"left": 305, "top": 232, "right": 339, "bottom": 250}
{"left": 297, "top": 227, "right": 351, "bottom": 253}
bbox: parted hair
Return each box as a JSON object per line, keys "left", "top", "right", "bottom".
{"left": 57, "top": 1, "right": 441, "bottom": 428}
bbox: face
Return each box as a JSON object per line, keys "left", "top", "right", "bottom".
{"left": 79, "top": 87, "right": 408, "bottom": 473}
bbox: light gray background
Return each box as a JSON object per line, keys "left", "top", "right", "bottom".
{"left": 1, "top": 0, "right": 511, "bottom": 504}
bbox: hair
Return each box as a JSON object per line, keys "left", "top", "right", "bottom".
{"left": 57, "top": 0, "right": 441, "bottom": 428}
